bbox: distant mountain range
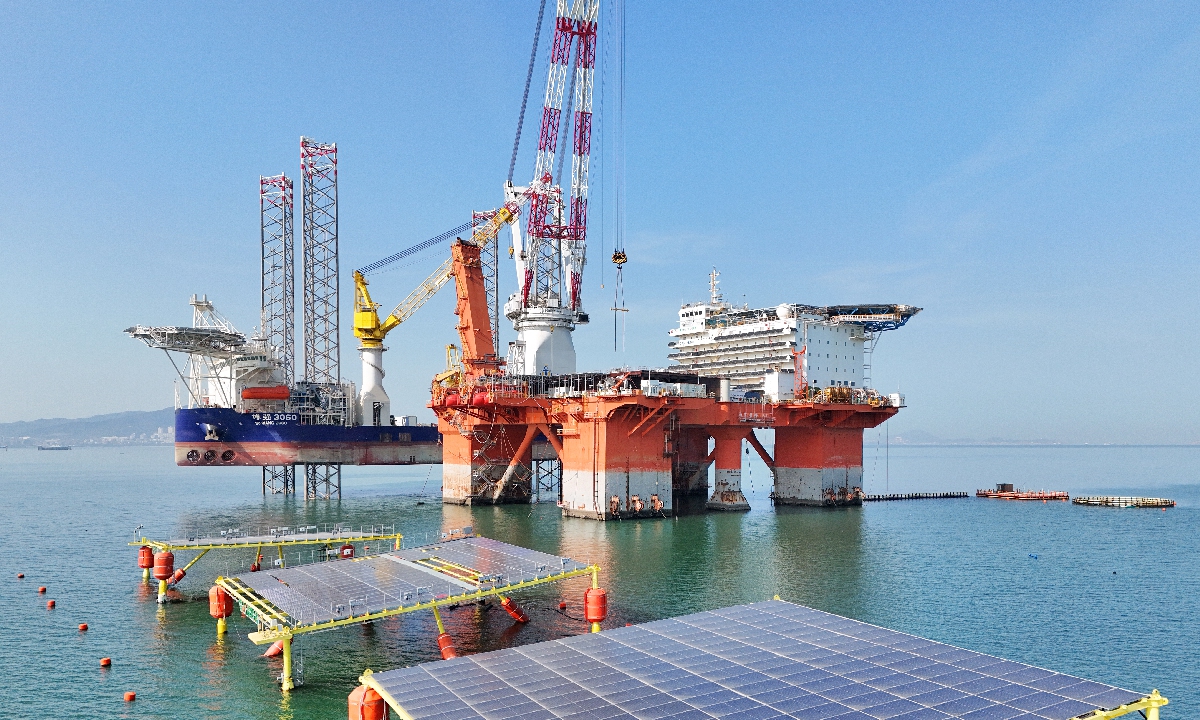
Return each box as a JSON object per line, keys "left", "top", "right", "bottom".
{"left": 0, "top": 408, "right": 175, "bottom": 447}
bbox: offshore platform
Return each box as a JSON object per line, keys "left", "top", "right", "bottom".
{"left": 127, "top": 0, "right": 918, "bottom": 515}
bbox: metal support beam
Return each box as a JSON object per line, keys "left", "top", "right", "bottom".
{"left": 304, "top": 463, "right": 341, "bottom": 500}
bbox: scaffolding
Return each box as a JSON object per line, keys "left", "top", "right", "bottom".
{"left": 261, "top": 173, "right": 296, "bottom": 495}
{"left": 301, "top": 138, "right": 342, "bottom": 495}
{"left": 300, "top": 136, "right": 340, "bottom": 386}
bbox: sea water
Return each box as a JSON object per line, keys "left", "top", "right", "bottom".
{"left": 1, "top": 445, "right": 1196, "bottom": 719}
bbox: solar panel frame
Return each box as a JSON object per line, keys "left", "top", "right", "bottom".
{"left": 234, "top": 535, "right": 590, "bottom": 626}
{"left": 366, "top": 600, "right": 1149, "bottom": 720}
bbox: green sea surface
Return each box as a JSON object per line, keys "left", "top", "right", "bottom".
{"left": 1, "top": 445, "right": 1195, "bottom": 719}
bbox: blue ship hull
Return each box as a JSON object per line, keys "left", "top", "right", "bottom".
{"left": 174, "top": 407, "right": 442, "bottom": 466}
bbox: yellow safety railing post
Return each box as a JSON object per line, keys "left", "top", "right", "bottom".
{"left": 277, "top": 545, "right": 285, "bottom": 569}
{"left": 281, "top": 636, "right": 294, "bottom": 691}
{"left": 431, "top": 602, "right": 446, "bottom": 635}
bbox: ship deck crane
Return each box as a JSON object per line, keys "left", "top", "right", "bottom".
{"left": 351, "top": 206, "right": 518, "bottom": 425}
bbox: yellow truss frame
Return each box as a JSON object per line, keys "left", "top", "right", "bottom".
{"left": 129, "top": 531, "right": 403, "bottom": 553}
{"left": 217, "top": 563, "right": 599, "bottom": 645}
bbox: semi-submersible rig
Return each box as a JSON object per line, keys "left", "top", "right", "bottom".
{"left": 127, "top": 0, "right": 919, "bottom": 515}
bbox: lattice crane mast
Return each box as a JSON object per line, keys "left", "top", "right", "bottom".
{"left": 504, "top": 0, "right": 599, "bottom": 376}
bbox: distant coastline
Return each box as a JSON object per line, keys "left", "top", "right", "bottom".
{"left": 0, "top": 408, "right": 174, "bottom": 448}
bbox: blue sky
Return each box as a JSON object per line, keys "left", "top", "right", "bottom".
{"left": 1, "top": 2, "right": 1197, "bottom": 443}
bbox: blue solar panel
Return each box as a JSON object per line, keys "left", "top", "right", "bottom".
{"left": 366, "top": 600, "right": 1147, "bottom": 720}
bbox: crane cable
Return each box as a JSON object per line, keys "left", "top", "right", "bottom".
{"left": 357, "top": 222, "right": 472, "bottom": 276}
{"left": 508, "top": 0, "right": 550, "bottom": 184}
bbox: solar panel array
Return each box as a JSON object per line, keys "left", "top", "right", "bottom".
{"left": 237, "top": 536, "right": 590, "bottom": 626}
{"left": 368, "top": 600, "right": 1144, "bottom": 720}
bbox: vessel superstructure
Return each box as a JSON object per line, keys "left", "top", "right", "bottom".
{"left": 668, "top": 270, "right": 920, "bottom": 400}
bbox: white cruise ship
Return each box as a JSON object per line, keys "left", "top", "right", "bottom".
{"left": 667, "top": 270, "right": 920, "bottom": 400}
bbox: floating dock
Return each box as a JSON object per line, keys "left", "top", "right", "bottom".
{"left": 865, "top": 492, "right": 968, "bottom": 501}
{"left": 977, "top": 488, "right": 1069, "bottom": 501}
{"left": 354, "top": 599, "right": 1167, "bottom": 720}
{"left": 215, "top": 535, "right": 599, "bottom": 690}
{"left": 1073, "top": 496, "right": 1175, "bottom": 509}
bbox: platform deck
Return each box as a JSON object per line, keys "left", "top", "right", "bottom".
{"left": 361, "top": 599, "right": 1163, "bottom": 720}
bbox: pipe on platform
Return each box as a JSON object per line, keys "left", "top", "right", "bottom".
{"left": 745, "top": 431, "right": 774, "bottom": 471}
{"left": 493, "top": 425, "right": 540, "bottom": 501}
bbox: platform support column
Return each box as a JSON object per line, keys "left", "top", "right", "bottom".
{"left": 707, "top": 427, "right": 750, "bottom": 511}
{"left": 216, "top": 616, "right": 227, "bottom": 635}
{"left": 432, "top": 602, "right": 446, "bottom": 634}
{"left": 142, "top": 568, "right": 150, "bottom": 582}
{"left": 157, "top": 579, "right": 168, "bottom": 603}
{"left": 281, "top": 636, "right": 294, "bottom": 691}
{"left": 1146, "top": 689, "right": 1168, "bottom": 720}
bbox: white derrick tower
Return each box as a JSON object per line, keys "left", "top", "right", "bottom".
{"left": 504, "top": 0, "right": 599, "bottom": 376}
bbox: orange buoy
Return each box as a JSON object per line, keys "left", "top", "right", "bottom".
{"left": 152, "top": 551, "right": 175, "bottom": 581}
{"left": 169, "top": 568, "right": 186, "bottom": 585}
{"left": 124, "top": 691, "right": 136, "bottom": 702}
{"left": 209, "top": 586, "right": 233, "bottom": 619}
{"left": 16, "top": 573, "right": 23, "bottom": 579}
{"left": 584, "top": 587, "right": 607, "bottom": 625}
{"left": 137, "top": 545, "right": 154, "bottom": 570}
{"left": 38, "top": 586, "right": 47, "bottom": 594}
{"left": 46, "top": 599, "right": 56, "bottom": 609}
{"left": 500, "top": 597, "right": 529, "bottom": 623}
{"left": 100, "top": 657, "right": 112, "bottom": 667}
{"left": 263, "top": 640, "right": 284, "bottom": 657}
{"left": 348, "top": 684, "right": 390, "bottom": 720}
{"left": 340, "top": 544, "right": 355, "bottom": 559}
{"left": 79, "top": 623, "right": 89, "bottom": 631}
{"left": 436, "top": 632, "right": 458, "bottom": 659}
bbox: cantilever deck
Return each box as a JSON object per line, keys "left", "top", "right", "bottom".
{"left": 217, "top": 535, "right": 599, "bottom": 690}
{"left": 358, "top": 599, "right": 1168, "bottom": 720}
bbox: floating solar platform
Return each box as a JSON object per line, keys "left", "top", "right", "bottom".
{"left": 218, "top": 535, "right": 595, "bottom": 645}
{"left": 359, "top": 599, "right": 1167, "bottom": 720}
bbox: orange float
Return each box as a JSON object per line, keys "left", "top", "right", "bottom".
{"left": 436, "top": 632, "right": 458, "bottom": 659}
{"left": 137, "top": 546, "right": 154, "bottom": 569}
{"left": 152, "top": 551, "right": 175, "bottom": 581}
{"left": 348, "top": 684, "right": 390, "bottom": 720}
{"left": 209, "top": 586, "right": 233, "bottom": 618}
{"left": 584, "top": 587, "right": 607, "bottom": 625}
{"left": 500, "top": 596, "right": 529, "bottom": 623}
